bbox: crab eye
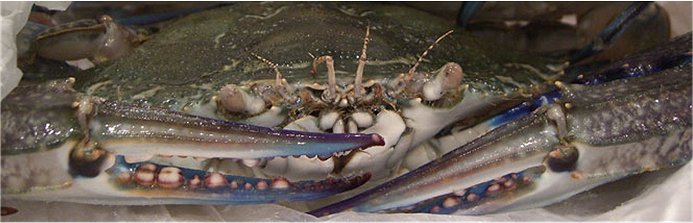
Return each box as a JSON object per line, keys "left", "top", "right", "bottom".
{"left": 422, "top": 63, "right": 464, "bottom": 102}
{"left": 216, "top": 84, "right": 267, "bottom": 116}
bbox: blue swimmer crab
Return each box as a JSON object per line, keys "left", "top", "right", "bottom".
{"left": 2, "top": 2, "right": 690, "bottom": 217}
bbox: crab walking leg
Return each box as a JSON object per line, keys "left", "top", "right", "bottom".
{"left": 35, "top": 15, "right": 143, "bottom": 63}
{"left": 403, "top": 33, "right": 692, "bottom": 171}
{"left": 309, "top": 62, "right": 692, "bottom": 217}
{"left": 1, "top": 79, "right": 381, "bottom": 204}
{"left": 2, "top": 153, "right": 371, "bottom": 205}
{"left": 89, "top": 100, "right": 384, "bottom": 159}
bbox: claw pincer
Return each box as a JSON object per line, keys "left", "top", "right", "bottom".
{"left": 309, "top": 35, "right": 692, "bottom": 216}
{"left": 1, "top": 78, "right": 383, "bottom": 204}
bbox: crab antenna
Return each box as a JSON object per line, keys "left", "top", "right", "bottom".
{"left": 354, "top": 26, "right": 370, "bottom": 98}
{"left": 250, "top": 52, "right": 284, "bottom": 87}
{"left": 408, "top": 29, "right": 455, "bottom": 75}
{"left": 249, "top": 52, "right": 296, "bottom": 101}
{"left": 312, "top": 55, "right": 337, "bottom": 100}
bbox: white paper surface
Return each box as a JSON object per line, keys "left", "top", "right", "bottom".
{"left": 1, "top": 2, "right": 691, "bottom": 221}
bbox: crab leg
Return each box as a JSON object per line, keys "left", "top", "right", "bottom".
{"left": 89, "top": 100, "right": 383, "bottom": 159}
{"left": 404, "top": 33, "right": 692, "bottom": 170}
{"left": 3, "top": 153, "right": 371, "bottom": 205}
{"left": 2, "top": 78, "right": 384, "bottom": 204}
{"left": 309, "top": 58, "right": 692, "bottom": 216}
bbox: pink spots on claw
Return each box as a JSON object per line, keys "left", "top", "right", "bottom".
{"left": 158, "top": 167, "right": 184, "bottom": 189}
{"left": 271, "top": 177, "right": 290, "bottom": 190}
{"left": 430, "top": 205, "right": 441, "bottom": 213}
{"left": 453, "top": 189, "right": 467, "bottom": 196}
{"left": 442, "top": 197, "right": 460, "bottom": 208}
{"left": 486, "top": 183, "right": 501, "bottom": 195}
{"left": 230, "top": 180, "right": 239, "bottom": 189}
{"left": 466, "top": 193, "right": 479, "bottom": 202}
{"left": 135, "top": 163, "right": 157, "bottom": 186}
{"left": 503, "top": 179, "right": 517, "bottom": 191}
{"left": 522, "top": 175, "right": 531, "bottom": 183}
{"left": 204, "top": 172, "right": 228, "bottom": 188}
{"left": 325, "top": 177, "right": 337, "bottom": 185}
{"left": 256, "top": 181, "right": 269, "bottom": 190}
{"left": 244, "top": 182, "right": 253, "bottom": 190}
{"left": 188, "top": 175, "right": 202, "bottom": 189}
{"left": 116, "top": 171, "right": 132, "bottom": 183}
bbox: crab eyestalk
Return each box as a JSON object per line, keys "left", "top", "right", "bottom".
{"left": 309, "top": 60, "right": 692, "bottom": 216}
{"left": 216, "top": 84, "right": 267, "bottom": 115}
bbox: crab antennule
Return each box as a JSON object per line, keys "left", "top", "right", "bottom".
{"left": 354, "top": 26, "right": 370, "bottom": 98}
{"left": 408, "top": 30, "right": 454, "bottom": 75}
{"left": 249, "top": 52, "right": 283, "bottom": 88}
{"left": 89, "top": 100, "right": 384, "bottom": 159}
{"left": 249, "top": 52, "right": 294, "bottom": 101}
{"left": 309, "top": 61, "right": 692, "bottom": 217}
{"left": 312, "top": 55, "right": 338, "bottom": 100}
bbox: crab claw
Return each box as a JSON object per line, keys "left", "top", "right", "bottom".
{"left": 3, "top": 154, "right": 371, "bottom": 205}
{"left": 309, "top": 60, "right": 691, "bottom": 216}
{"left": 90, "top": 100, "right": 383, "bottom": 159}
{"left": 1, "top": 79, "right": 383, "bottom": 204}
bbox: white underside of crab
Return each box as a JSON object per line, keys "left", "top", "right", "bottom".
{"left": 400, "top": 89, "right": 510, "bottom": 171}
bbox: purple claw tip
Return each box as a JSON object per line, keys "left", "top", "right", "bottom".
{"left": 370, "top": 134, "right": 385, "bottom": 146}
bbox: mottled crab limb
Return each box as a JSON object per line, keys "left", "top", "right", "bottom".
{"left": 35, "top": 15, "right": 143, "bottom": 63}
{"left": 90, "top": 100, "right": 384, "bottom": 159}
{"left": 2, "top": 78, "right": 384, "bottom": 204}
{"left": 402, "top": 33, "right": 693, "bottom": 172}
{"left": 92, "top": 15, "right": 144, "bottom": 63}
{"left": 309, "top": 62, "right": 692, "bottom": 217}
